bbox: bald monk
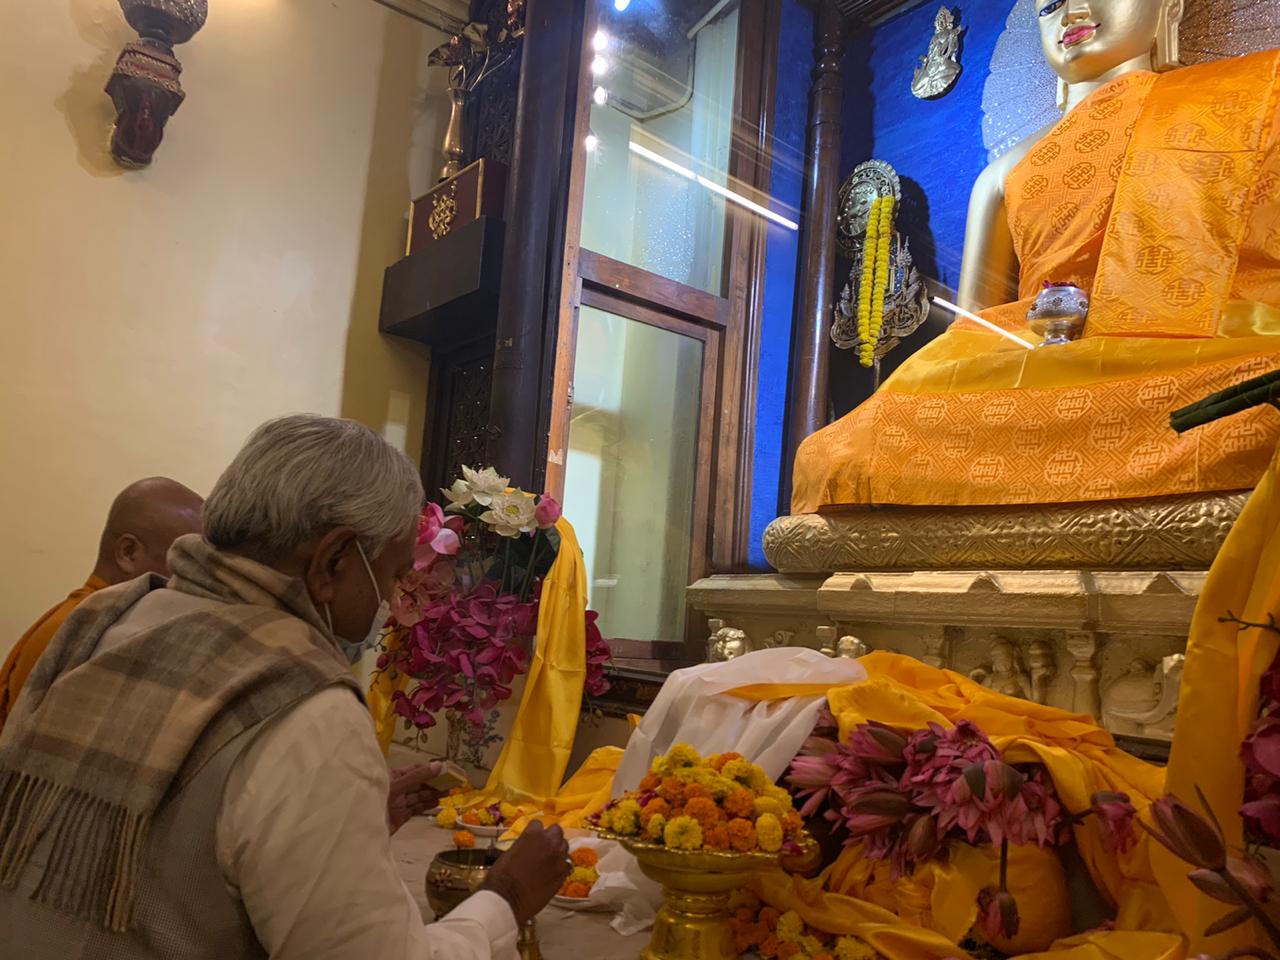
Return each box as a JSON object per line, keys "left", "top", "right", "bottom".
{"left": 0, "top": 477, "right": 203, "bottom": 730}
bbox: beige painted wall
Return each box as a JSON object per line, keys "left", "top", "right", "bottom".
{"left": 0, "top": 0, "right": 452, "bottom": 651}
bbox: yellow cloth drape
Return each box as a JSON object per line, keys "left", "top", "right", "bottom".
{"left": 481, "top": 516, "right": 588, "bottom": 805}
{"left": 1158, "top": 444, "right": 1280, "bottom": 954}
{"left": 369, "top": 628, "right": 406, "bottom": 757}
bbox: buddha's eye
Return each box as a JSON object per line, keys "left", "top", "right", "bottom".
{"left": 1038, "top": 0, "right": 1064, "bottom": 16}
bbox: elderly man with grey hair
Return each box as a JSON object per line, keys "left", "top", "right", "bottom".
{"left": 0, "top": 415, "right": 569, "bottom": 960}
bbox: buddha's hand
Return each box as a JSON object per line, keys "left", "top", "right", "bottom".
{"left": 482, "top": 822, "right": 572, "bottom": 925}
{"left": 388, "top": 763, "right": 444, "bottom": 834}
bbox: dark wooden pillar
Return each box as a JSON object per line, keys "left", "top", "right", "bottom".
{"left": 486, "top": 0, "right": 585, "bottom": 490}
{"left": 781, "top": 1, "right": 846, "bottom": 510}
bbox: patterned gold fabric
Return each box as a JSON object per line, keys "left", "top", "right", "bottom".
{"left": 793, "top": 51, "right": 1280, "bottom": 513}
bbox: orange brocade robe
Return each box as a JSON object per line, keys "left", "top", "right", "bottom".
{"left": 792, "top": 50, "right": 1280, "bottom": 513}
{"left": 0, "top": 576, "right": 106, "bottom": 732}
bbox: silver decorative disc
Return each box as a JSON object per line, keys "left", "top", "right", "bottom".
{"left": 836, "top": 160, "right": 902, "bottom": 259}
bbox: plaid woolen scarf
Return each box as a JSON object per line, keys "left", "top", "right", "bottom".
{"left": 0, "top": 534, "right": 359, "bottom": 932}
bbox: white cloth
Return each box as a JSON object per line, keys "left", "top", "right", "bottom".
{"left": 612, "top": 647, "right": 866, "bottom": 797}
{"left": 217, "top": 686, "right": 518, "bottom": 959}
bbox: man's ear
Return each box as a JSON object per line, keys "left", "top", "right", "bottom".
{"left": 304, "top": 527, "right": 359, "bottom": 608}
{"left": 114, "top": 533, "right": 143, "bottom": 575}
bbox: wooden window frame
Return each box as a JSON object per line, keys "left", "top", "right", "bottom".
{"left": 542, "top": 0, "right": 781, "bottom": 653}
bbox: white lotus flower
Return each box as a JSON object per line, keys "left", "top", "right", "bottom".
{"left": 441, "top": 478, "right": 475, "bottom": 513}
{"left": 481, "top": 490, "right": 538, "bottom": 538}
{"left": 461, "top": 465, "right": 509, "bottom": 507}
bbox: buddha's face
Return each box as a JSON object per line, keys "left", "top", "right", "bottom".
{"left": 1037, "top": 0, "right": 1164, "bottom": 84}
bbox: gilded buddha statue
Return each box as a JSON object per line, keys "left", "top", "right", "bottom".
{"left": 791, "top": 0, "right": 1279, "bottom": 515}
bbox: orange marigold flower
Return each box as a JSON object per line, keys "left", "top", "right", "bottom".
{"left": 685, "top": 796, "right": 722, "bottom": 829}
{"left": 460, "top": 810, "right": 482, "bottom": 826}
{"left": 711, "top": 751, "right": 743, "bottom": 772}
{"left": 783, "top": 811, "right": 804, "bottom": 833}
{"left": 759, "top": 934, "right": 780, "bottom": 959}
{"left": 759, "top": 906, "right": 781, "bottom": 928}
{"left": 735, "top": 908, "right": 755, "bottom": 923}
{"left": 453, "top": 830, "right": 476, "bottom": 849}
{"left": 723, "top": 788, "right": 756, "bottom": 820}
{"left": 570, "top": 848, "right": 600, "bottom": 868}
{"left": 726, "top": 817, "right": 758, "bottom": 852}
{"left": 658, "top": 777, "right": 686, "bottom": 807}
{"left": 559, "top": 881, "right": 592, "bottom": 899}
{"left": 684, "top": 783, "right": 714, "bottom": 803}
{"left": 814, "top": 953, "right": 835, "bottom": 960}
{"left": 639, "top": 772, "right": 662, "bottom": 792}
{"left": 705, "top": 825, "right": 731, "bottom": 851}
{"left": 641, "top": 797, "right": 671, "bottom": 823}
{"left": 777, "top": 943, "right": 802, "bottom": 960}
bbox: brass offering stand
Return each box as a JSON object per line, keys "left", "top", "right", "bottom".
{"left": 597, "top": 829, "right": 814, "bottom": 960}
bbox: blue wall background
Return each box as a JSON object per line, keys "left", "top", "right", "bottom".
{"left": 747, "top": 0, "right": 811, "bottom": 569}
{"left": 747, "top": 0, "right": 1011, "bottom": 569}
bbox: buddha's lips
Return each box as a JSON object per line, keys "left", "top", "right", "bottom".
{"left": 1061, "top": 23, "right": 1098, "bottom": 46}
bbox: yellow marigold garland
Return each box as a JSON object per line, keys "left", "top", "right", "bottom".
{"left": 856, "top": 195, "right": 896, "bottom": 369}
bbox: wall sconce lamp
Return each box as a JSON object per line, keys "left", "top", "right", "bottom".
{"left": 106, "top": 0, "right": 208, "bottom": 168}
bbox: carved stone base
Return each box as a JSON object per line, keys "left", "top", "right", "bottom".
{"left": 762, "top": 492, "right": 1246, "bottom": 573}
{"left": 686, "top": 568, "right": 1201, "bottom": 742}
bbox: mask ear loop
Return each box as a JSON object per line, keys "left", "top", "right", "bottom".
{"left": 355, "top": 541, "right": 383, "bottom": 604}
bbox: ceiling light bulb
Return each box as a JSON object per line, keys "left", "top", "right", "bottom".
{"left": 614, "top": 0, "right": 631, "bottom": 9}
{"left": 590, "top": 55, "right": 609, "bottom": 75}
{"left": 592, "top": 30, "right": 610, "bottom": 51}
{"left": 593, "top": 85, "right": 609, "bottom": 106}
{"left": 585, "top": 133, "right": 599, "bottom": 152}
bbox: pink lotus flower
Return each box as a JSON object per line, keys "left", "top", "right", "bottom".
{"left": 416, "top": 502, "right": 464, "bottom": 567}
{"left": 1089, "top": 791, "right": 1137, "bottom": 853}
{"left": 847, "top": 721, "right": 907, "bottom": 765}
{"left": 534, "top": 495, "right": 562, "bottom": 529}
{"left": 843, "top": 785, "right": 910, "bottom": 834}
{"left": 584, "top": 610, "right": 612, "bottom": 697}
{"left": 1242, "top": 715, "right": 1280, "bottom": 780}
{"left": 976, "top": 887, "right": 1020, "bottom": 941}
{"left": 1241, "top": 793, "right": 1280, "bottom": 844}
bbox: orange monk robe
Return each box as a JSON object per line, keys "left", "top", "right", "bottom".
{"left": 793, "top": 51, "right": 1280, "bottom": 513}
{"left": 0, "top": 576, "right": 106, "bottom": 731}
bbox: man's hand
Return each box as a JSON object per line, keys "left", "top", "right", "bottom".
{"left": 388, "top": 763, "right": 443, "bottom": 834}
{"left": 481, "top": 822, "right": 571, "bottom": 925}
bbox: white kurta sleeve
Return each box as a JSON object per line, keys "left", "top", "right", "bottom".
{"left": 215, "top": 686, "right": 518, "bottom": 960}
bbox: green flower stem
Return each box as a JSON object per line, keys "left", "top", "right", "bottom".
{"left": 520, "top": 531, "right": 544, "bottom": 603}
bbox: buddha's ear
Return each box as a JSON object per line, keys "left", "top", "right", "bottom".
{"left": 1154, "top": 0, "right": 1184, "bottom": 70}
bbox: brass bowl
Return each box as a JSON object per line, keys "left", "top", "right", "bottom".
{"left": 597, "top": 829, "right": 812, "bottom": 960}
{"left": 424, "top": 847, "right": 497, "bottom": 918}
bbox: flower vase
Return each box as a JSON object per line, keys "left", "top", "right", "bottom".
{"left": 440, "top": 86, "right": 469, "bottom": 181}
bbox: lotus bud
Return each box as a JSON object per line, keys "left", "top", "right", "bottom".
{"left": 1146, "top": 794, "right": 1227, "bottom": 871}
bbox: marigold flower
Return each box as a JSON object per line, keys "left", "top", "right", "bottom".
{"left": 559, "top": 881, "right": 591, "bottom": 898}
{"left": 664, "top": 815, "right": 704, "bottom": 850}
{"left": 814, "top": 953, "right": 836, "bottom": 960}
{"left": 754, "top": 796, "right": 784, "bottom": 818}
{"left": 758, "top": 906, "right": 780, "bottom": 927}
{"left": 724, "top": 787, "right": 757, "bottom": 819}
{"left": 641, "top": 797, "right": 671, "bottom": 824}
{"left": 612, "top": 798, "right": 643, "bottom": 835}
{"left": 776, "top": 910, "right": 805, "bottom": 943}
{"left": 727, "top": 817, "right": 758, "bottom": 852}
{"left": 646, "top": 814, "right": 668, "bottom": 841}
{"left": 705, "top": 825, "right": 731, "bottom": 850}
{"left": 639, "top": 772, "right": 662, "bottom": 793}
{"left": 776, "top": 943, "right": 802, "bottom": 960}
{"left": 568, "top": 866, "right": 597, "bottom": 886}
{"left": 570, "top": 847, "right": 600, "bottom": 868}
{"left": 658, "top": 777, "right": 687, "bottom": 807}
{"left": 686, "top": 796, "right": 723, "bottom": 829}
{"left": 759, "top": 934, "right": 780, "bottom": 959}
{"left": 684, "top": 783, "right": 714, "bottom": 803}
{"left": 460, "top": 809, "right": 482, "bottom": 826}
{"left": 711, "top": 751, "right": 743, "bottom": 772}
{"left": 834, "top": 937, "right": 878, "bottom": 960}
{"left": 723, "top": 759, "right": 768, "bottom": 793}
{"left": 756, "top": 813, "right": 784, "bottom": 852}
{"left": 498, "top": 802, "right": 519, "bottom": 822}
{"left": 453, "top": 830, "right": 476, "bottom": 849}
{"left": 436, "top": 807, "right": 459, "bottom": 828}
{"left": 666, "top": 743, "right": 702, "bottom": 770}
{"left": 802, "top": 934, "right": 829, "bottom": 955}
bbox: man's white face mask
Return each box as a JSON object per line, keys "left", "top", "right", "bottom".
{"left": 324, "top": 541, "right": 390, "bottom": 665}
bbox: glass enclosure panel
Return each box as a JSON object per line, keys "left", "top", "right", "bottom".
{"left": 580, "top": 0, "right": 741, "bottom": 296}
{"left": 563, "top": 305, "right": 703, "bottom": 642}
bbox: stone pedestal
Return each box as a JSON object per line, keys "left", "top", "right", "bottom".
{"left": 686, "top": 568, "right": 1202, "bottom": 743}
